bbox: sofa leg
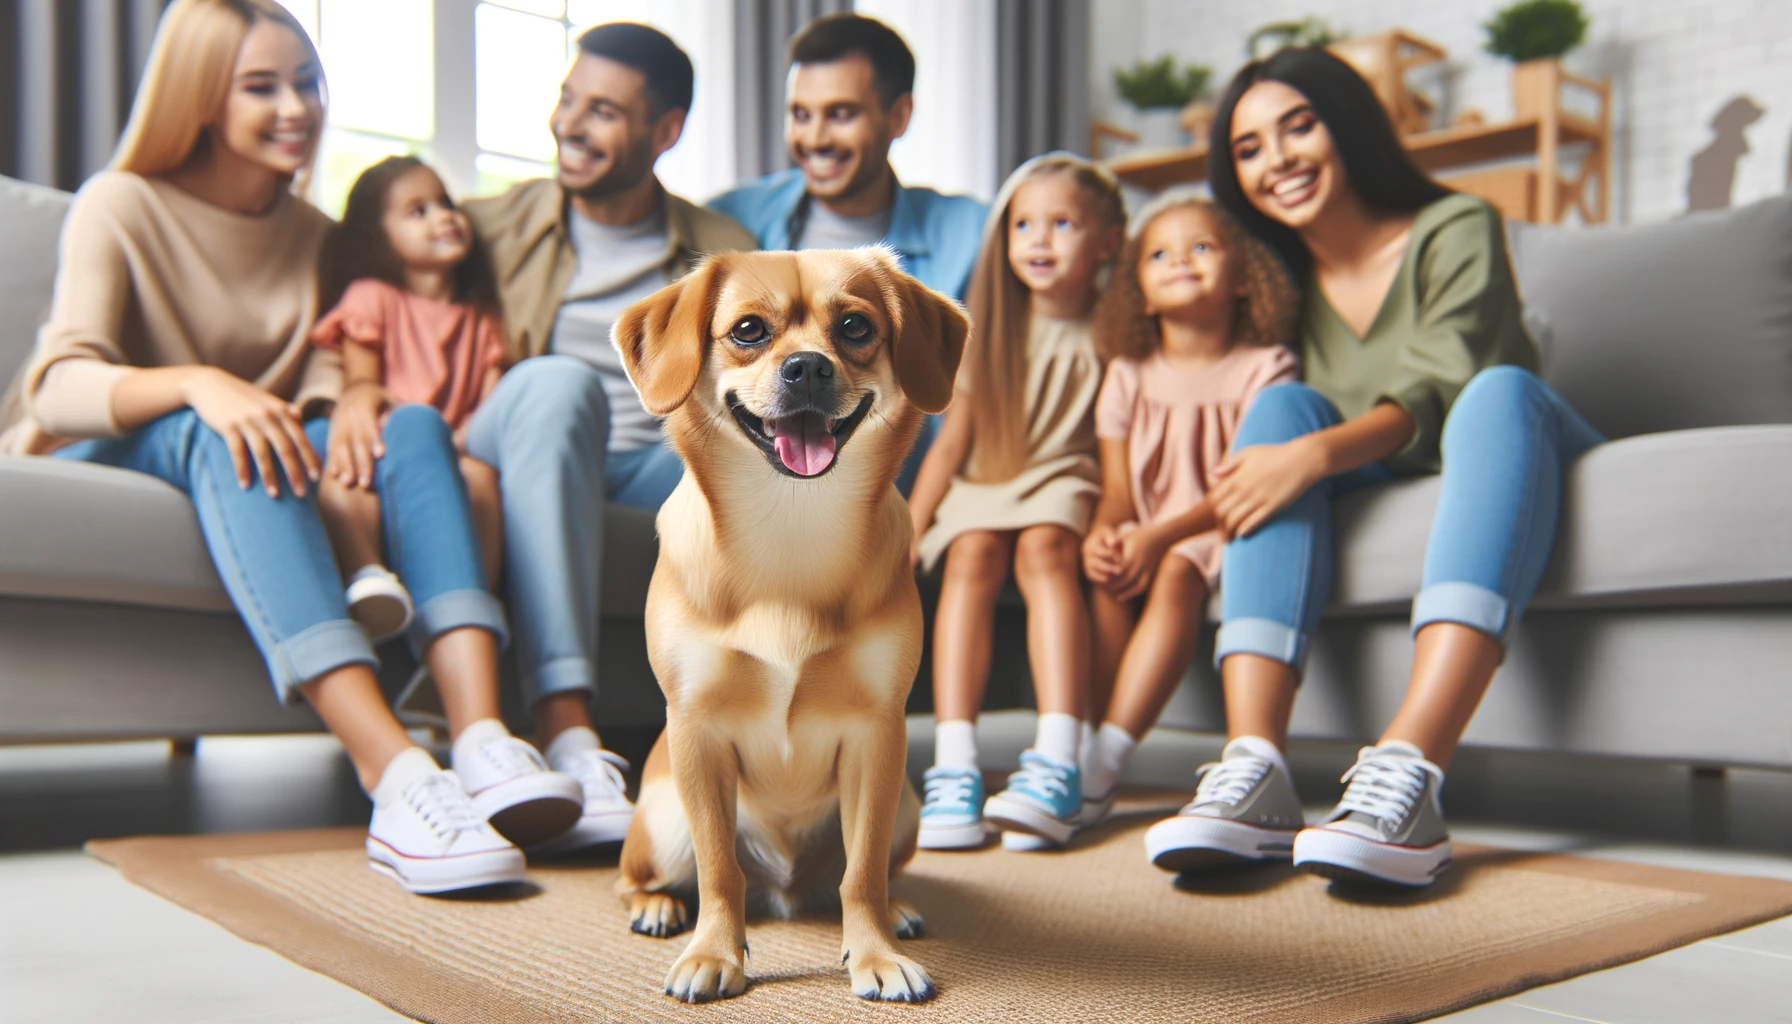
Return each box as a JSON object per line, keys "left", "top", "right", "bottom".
{"left": 170, "top": 738, "right": 199, "bottom": 758}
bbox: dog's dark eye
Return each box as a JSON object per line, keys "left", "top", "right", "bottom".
{"left": 730, "top": 316, "right": 770, "bottom": 346}
{"left": 838, "top": 313, "right": 874, "bottom": 345}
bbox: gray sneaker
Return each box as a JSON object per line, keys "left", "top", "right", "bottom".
{"left": 1143, "top": 738, "right": 1304, "bottom": 873}
{"left": 1294, "top": 741, "right": 1453, "bottom": 888}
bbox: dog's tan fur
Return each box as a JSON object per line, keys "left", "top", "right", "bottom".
{"left": 611, "top": 249, "right": 967, "bottom": 1004}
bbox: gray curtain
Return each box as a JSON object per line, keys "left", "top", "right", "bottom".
{"left": 733, "top": 0, "right": 853, "bottom": 182}
{"left": 1, "top": 0, "right": 167, "bottom": 190}
{"left": 995, "top": 0, "right": 1090, "bottom": 178}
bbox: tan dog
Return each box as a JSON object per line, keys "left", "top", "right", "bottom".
{"left": 611, "top": 248, "right": 968, "bottom": 1004}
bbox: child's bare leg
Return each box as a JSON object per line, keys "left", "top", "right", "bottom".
{"left": 932, "top": 530, "right": 1018, "bottom": 722}
{"left": 1087, "top": 585, "right": 1139, "bottom": 726}
{"left": 1101, "top": 555, "right": 1207, "bottom": 740}
{"left": 460, "top": 456, "right": 503, "bottom": 589}
{"left": 318, "top": 477, "right": 386, "bottom": 579}
{"left": 1011, "top": 525, "right": 1089, "bottom": 722}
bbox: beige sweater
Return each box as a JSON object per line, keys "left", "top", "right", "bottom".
{"left": 0, "top": 171, "right": 339, "bottom": 455}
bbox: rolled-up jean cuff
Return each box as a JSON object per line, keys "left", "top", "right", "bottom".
{"left": 1411, "top": 581, "right": 1509, "bottom": 639}
{"left": 1214, "top": 618, "right": 1306, "bottom": 673}
{"left": 271, "top": 619, "right": 379, "bottom": 704}
{"left": 528, "top": 656, "right": 598, "bottom": 706}
{"left": 408, "top": 589, "right": 510, "bottom": 651}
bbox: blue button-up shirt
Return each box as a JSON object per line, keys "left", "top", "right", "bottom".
{"left": 708, "top": 168, "right": 988, "bottom": 302}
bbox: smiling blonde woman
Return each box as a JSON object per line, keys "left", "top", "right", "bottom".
{"left": 0, "top": 0, "right": 585, "bottom": 895}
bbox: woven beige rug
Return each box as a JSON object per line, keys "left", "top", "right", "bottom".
{"left": 89, "top": 797, "right": 1792, "bottom": 1024}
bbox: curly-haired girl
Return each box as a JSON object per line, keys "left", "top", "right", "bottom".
{"left": 1078, "top": 193, "right": 1299, "bottom": 823}
{"left": 311, "top": 156, "right": 509, "bottom": 638}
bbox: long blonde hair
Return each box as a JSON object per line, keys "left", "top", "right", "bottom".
{"left": 112, "top": 0, "right": 323, "bottom": 179}
{"left": 961, "top": 154, "right": 1125, "bottom": 484}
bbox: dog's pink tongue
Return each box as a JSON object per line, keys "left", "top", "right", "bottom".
{"left": 772, "top": 412, "right": 836, "bottom": 476}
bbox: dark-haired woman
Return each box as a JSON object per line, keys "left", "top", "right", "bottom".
{"left": 1142, "top": 49, "right": 1602, "bottom": 888}
{"left": 0, "top": 0, "right": 579, "bottom": 894}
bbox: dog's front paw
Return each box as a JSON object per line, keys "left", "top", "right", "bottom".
{"left": 846, "top": 948, "right": 935, "bottom": 1002}
{"left": 630, "top": 893, "right": 689, "bottom": 938}
{"left": 888, "top": 899, "right": 925, "bottom": 939}
{"left": 663, "top": 942, "right": 747, "bottom": 1003}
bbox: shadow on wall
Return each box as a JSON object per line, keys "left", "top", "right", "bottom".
{"left": 1685, "top": 95, "right": 1765, "bottom": 213}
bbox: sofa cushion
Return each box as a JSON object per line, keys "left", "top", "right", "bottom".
{"left": 1316, "top": 425, "right": 1792, "bottom": 614}
{"left": 1507, "top": 195, "right": 1792, "bottom": 440}
{"left": 0, "top": 175, "right": 70, "bottom": 385}
{"left": 0, "top": 456, "right": 662, "bottom": 617}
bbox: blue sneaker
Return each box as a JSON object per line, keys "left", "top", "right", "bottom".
{"left": 918, "top": 766, "right": 987, "bottom": 849}
{"left": 983, "top": 751, "right": 1083, "bottom": 845}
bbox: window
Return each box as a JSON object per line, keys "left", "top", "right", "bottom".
{"left": 279, "top": 0, "right": 736, "bottom": 214}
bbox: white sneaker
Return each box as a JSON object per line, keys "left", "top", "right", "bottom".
{"left": 450, "top": 720, "right": 584, "bottom": 848}
{"left": 530, "top": 747, "right": 636, "bottom": 856}
{"left": 346, "top": 565, "right": 414, "bottom": 643}
{"left": 366, "top": 749, "right": 525, "bottom": 894}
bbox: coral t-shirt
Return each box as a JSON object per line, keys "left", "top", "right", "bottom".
{"left": 310, "top": 278, "right": 509, "bottom": 431}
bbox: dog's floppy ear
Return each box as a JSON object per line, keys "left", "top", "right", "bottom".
{"left": 612, "top": 258, "right": 725, "bottom": 415}
{"left": 889, "top": 272, "right": 969, "bottom": 416}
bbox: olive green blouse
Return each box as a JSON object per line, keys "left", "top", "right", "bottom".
{"left": 1299, "top": 192, "right": 1538, "bottom": 474}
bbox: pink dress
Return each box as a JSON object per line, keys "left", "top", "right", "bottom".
{"left": 1094, "top": 344, "right": 1299, "bottom": 585}
{"left": 309, "top": 278, "right": 509, "bottom": 432}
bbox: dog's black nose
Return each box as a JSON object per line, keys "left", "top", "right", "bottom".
{"left": 779, "top": 352, "right": 835, "bottom": 385}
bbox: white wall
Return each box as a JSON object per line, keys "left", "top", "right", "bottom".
{"left": 855, "top": 0, "right": 1000, "bottom": 201}
{"left": 1091, "top": 0, "right": 1792, "bottom": 224}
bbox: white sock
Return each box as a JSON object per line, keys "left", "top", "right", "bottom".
{"left": 1084, "top": 722, "right": 1137, "bottom": 800}
{"left": 450, "top": 717, "right": 511, "bottom": 775}
{"left": 934, "top": 719, "right": 978, "bottom": 770}
{"left": 371, "top": 746, "right": 439, "bottom": 803}
{"left": 1225, "top": 734, "right": 1290, "bottom": 777}
{"left": 1034, "top": 712, "right": 1081, "bottom": 766}
{"left": 544, "top": 725, "right": 600, "bottom": 769}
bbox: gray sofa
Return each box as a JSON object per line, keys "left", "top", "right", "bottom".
{"left": 3, "top": 172, "right": 1790, "bottom": 771}
{"left": 0, "top": 175, "right": 668, "bottom": 743}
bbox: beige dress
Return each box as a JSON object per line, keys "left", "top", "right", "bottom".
{"left": 919, "top": 315, "right": 1103, "bottom": 571}
{"left": 1094, "top": 344, "right": 1299, "bottom": 585}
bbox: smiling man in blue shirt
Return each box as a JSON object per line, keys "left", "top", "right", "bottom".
{"left": 710, "top": 14, "right": 987, "bottom": 492}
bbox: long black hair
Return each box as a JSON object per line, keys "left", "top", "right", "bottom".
{"left": 1208, "top": 48, "right": 1450, "bottom": 283}
{"left": 317, "top": 155, "right": 502, "bottom": 320}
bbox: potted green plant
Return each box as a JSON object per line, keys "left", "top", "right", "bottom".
{"left": 1113, "top": 55, "right": 1212, "bottom": 150}
{"left": 1245, "top": 17, "right": 1340, "bottom": 60}
{"left": 1482, "top": 0, "right": 1589, "bottom": 120}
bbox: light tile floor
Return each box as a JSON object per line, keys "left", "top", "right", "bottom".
{"left": 3, "top": 714, "right": 1790, "bottom": 1023}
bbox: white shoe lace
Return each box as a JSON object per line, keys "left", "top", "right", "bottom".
{"left": 1009, "top": 753, "right": 1072, "bottom": 801}
{"left": 564, "top": 749, "right": 629, "bottom": 803}
{"left": 405, "top": 772, "right": 488, "bottom": 839}
{"left": 1336, "top": 751, "right": 1430, "bottom": 825}
{"left": 923, "top": 771, "right": 976, "bottom": 809}
{"left": 1186, "top": 755, "right": 1270, "bottom": 812}
{"left": 480, "top": 736, "right": 551, "bottom": 778}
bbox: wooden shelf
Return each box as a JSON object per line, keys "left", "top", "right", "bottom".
{"left": 1107, "top": 114, "right": 1604, "bottom": 193}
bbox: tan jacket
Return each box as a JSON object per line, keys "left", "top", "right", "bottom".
{"left": 463, "top": 178, "right": 757, "bottom": 360}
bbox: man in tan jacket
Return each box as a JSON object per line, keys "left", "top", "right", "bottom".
{"left": 460, "top": 22, "right": 754, "bottom": 855}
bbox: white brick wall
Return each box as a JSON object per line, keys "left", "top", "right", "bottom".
{"left": 1091, "top": 0, "right": 1792, "bottom": 224}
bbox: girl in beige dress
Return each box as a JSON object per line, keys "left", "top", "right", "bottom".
{"left": 1080, "top": 194, "right": 1299, "bottom": 819}
{"left": 907, "top": 154, "right": 1125, "bottom": 850}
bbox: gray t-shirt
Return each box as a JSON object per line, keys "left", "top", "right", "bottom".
{"left": 552, "top": 208, "right": 673, "bottom": 451}
{"left": 797, "top": 200, "right": 891, "bottom": 251}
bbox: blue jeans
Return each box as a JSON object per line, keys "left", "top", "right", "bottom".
{"left": 1216, "top": 367, "right": 1605, "bottom": 672}
{"left": 463, "top": 356, "right": 686, "bottom": 707}
{"left": 55, "top": 405, "right": 504, "bottom": 701}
